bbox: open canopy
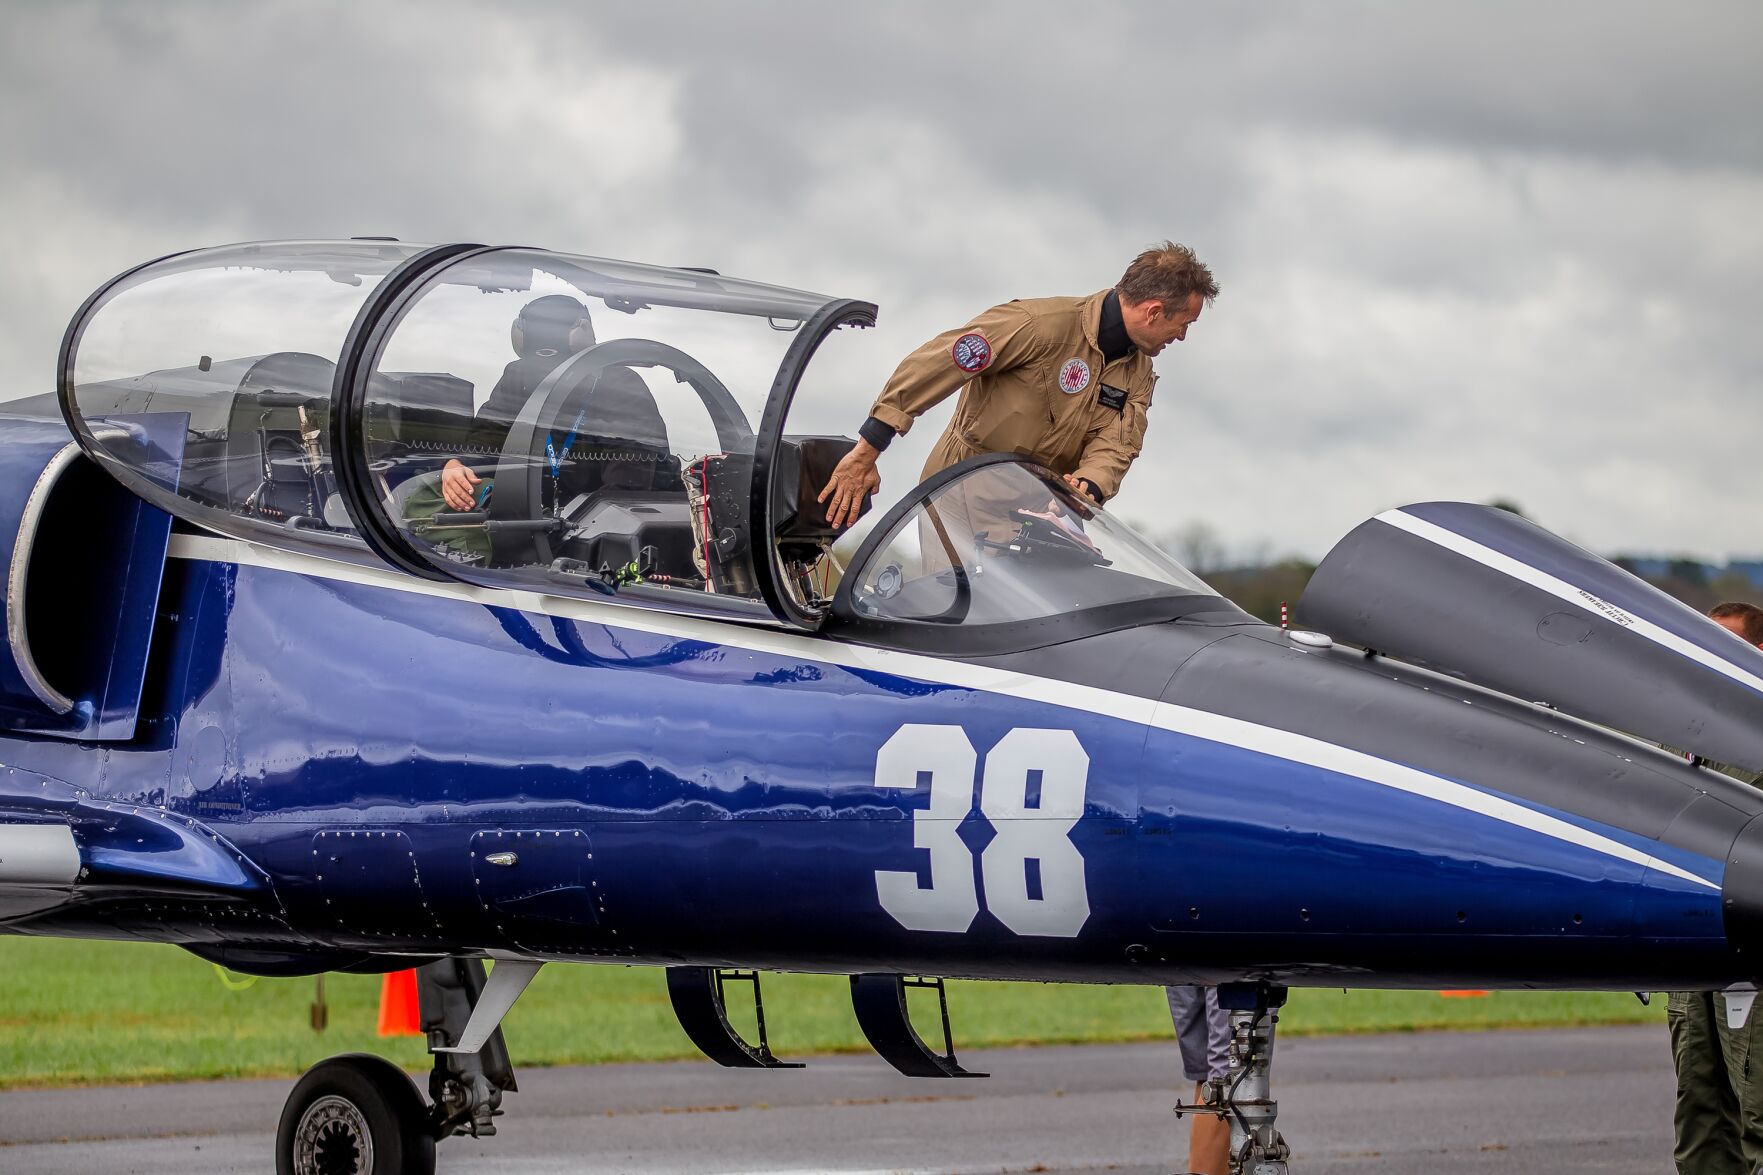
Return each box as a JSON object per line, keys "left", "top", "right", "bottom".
{"left": 829, "top": 454, "right": 1227, "bottom": 654}
{"left": 60, "top": 239, "right": 876, "bottom": 627}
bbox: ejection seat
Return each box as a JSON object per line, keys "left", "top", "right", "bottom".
{"left": 495, "top": 356, "right": 694, "bottom": 580}
{"left": 220, "top": 352, "right": 343, "bottom": 529}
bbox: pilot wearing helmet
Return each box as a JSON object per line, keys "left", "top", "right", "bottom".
{"left": 441, "top": 294, "right": 599, "bottom": 512}
{"left": 415, "top": 293, "right": 677, "bottom": 571}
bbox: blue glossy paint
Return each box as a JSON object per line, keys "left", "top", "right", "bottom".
{"left": 1136, "top": 726, "right": 1723, "bottom": 965}
{"left": 0, "top": 535, "right": 1739, "bottom": 990}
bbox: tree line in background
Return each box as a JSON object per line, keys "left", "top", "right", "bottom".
{"left": 1154, "top": 502, "right": 1763, "bottom": 628}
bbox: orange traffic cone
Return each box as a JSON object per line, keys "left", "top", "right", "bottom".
{"left": 377, "top": 969, "right": 423, "bottom": 1036}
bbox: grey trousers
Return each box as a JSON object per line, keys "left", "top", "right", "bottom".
{"left": 1166, "top": 985, "right": 1230, "bottom": 1083}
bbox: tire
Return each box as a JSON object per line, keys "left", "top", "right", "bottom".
{"left": 276, "top": 1053, "right": 436, "bottom": 1175}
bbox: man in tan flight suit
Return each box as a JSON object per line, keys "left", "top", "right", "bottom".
{"left": 818, "top": 242, "right": 1218, "bottom": 529}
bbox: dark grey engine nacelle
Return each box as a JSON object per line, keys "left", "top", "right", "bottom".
{"left": 1299, "top": 502, "right": 1763, "bottom": 775}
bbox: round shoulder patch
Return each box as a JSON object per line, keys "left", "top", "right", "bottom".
{"left": 1058, "top": 357, "right": 1092, "bottom": 394}
{"left": 951, "top": 332, "right": 993, "bottom": 374}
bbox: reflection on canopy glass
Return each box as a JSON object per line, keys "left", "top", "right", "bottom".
{"left": 846, "top": 461, "right": 1216, "bottom": 629}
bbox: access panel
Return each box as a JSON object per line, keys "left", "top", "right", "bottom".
{"left": 469, "top": 828, "right": 601, "bottom": 954}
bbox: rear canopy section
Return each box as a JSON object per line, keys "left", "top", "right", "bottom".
{"left": 1299, "top": 502, "right": 1763, "bottom": 774}
{"left": 60, "top": 240, "right": 876, "bottom": 627}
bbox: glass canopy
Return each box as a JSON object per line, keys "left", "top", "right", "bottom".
{"left": 834, "top": 457, "right": 1219, "bottom": 649}
{"left": 60, "top": 240, "right": 874, "bottom": 623}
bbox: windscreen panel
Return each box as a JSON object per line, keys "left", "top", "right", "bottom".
{"left": 1299, "top": 502, "right": 1763, "bottom": 774}
{"left": 63, "top": 240, "right": 426, "bottom": 559}
{"left": 357, "top": 248, "right": 835, "bottom": 619}
{"left": 836, "top": 458, "right": 1218, "bottom": 649}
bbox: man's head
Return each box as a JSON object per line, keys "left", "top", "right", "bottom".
{"left": 1711, "top": 602, "right": 1763, "bottom": 647}
{"left": 513, "top": 295, "right": 595, "bottom": 361}
{"left": 1115, "top": 241, "right": 1218, "bottom": 356}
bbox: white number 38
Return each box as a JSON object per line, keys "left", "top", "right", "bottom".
{"left": 873, "top": 724, "right": 1091, "bottom": 938}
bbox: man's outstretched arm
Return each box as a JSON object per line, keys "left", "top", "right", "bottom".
{"left": 820, "top": 303, "right": 1040, "bottom": 528}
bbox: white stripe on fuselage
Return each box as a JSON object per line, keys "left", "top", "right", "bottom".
{"left": 1378, "top": 509, "right": 1763, "bottom": 699}
{"left": 167, "top": 533, "right": 1719, "bottom": 890}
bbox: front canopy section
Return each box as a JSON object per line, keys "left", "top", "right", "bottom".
{"left": 829, "top": 454, "right": 1227, "bottom": 653}
{"left": 60, "top": 240, "right": 428, "bottom": 562}
{"left": 348, "top": 247, "right": 863, "bottom": 622}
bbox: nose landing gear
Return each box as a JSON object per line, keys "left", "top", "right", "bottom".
{"left": 275, "top": 1053, "right": 435, "bottom": 1175}
{"left": 275, "top": 957, "right": 529, "bottom": 1174}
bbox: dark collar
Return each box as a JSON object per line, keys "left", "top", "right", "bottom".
{"left": 1098, "top": 289, "right": 1132, "bottom": 363}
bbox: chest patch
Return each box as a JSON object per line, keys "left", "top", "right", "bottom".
{"left": 1058, "top": 358, "right": 1092, "bottom": 394}
{"left": 952, "top": 332, "right": 993, "bottom": 374}
{"left": 1097, "top": 383, "right": 1128, "bottom": 411}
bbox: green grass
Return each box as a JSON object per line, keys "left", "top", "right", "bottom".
{"left": 0, "top": 936, "right": 1664, "bottom": 1089}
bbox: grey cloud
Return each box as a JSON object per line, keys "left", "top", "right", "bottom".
{"left": 0, "top": 0, "right": 1757, "bottom": 565}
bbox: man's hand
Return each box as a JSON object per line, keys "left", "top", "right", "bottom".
{"left": 441, "top": 459, "right": 482, "bottom": 512}
{"left": 1063, "top": 473, "right": 1101, "bottom": 504}
{"left": 818, "top": 439, "right": 882, "bottom": 530}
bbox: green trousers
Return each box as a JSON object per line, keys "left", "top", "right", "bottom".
{"left": 402, "top": 475, "right": 491, "bottom": 563}
{"left": 1669, "top": 990, "right": 1763, "bottom": 1175}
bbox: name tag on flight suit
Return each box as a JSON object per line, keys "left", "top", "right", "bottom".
{"left": 1097, "top": 384, "right": 1128, "bottom": 412}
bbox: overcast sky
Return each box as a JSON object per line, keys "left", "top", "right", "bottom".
{"left": 1, "top": 1, "right": 1757, "bottom": 563}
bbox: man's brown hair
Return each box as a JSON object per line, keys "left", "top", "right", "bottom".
{"left": 1116, "top": 241, "right": 1219, "bottom": 311}
{"left": 1711, "top": 601, "right": 1763, "bottom": 645}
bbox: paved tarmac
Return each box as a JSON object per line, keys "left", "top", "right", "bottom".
{"left": 0, "top": 1025, "right": 1674, "bottom": 1173}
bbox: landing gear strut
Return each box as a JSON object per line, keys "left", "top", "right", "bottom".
{"left": 275, "top": 957, "right": 530, "bottom": 1174}
{"left": 418, "top": 956, "right": 523, "bottom": 1137}
{"left": 1173, "top": 981, "right": 1292, "bottom": 1175}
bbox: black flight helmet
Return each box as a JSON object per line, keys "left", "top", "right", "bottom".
{"left": 511, "top": 294, "right": 595, "bottom": 361}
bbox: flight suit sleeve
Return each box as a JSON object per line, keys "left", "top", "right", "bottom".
{"left": 1070, "top": 376, "right": 1154, "bottom": 503}
{"left": 867, "top": 302, "right": 1041, "bottom": 437}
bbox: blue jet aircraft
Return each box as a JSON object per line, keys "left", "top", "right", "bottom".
{"left": 3, "top": 239, "right": 1763, "bottom": 1174}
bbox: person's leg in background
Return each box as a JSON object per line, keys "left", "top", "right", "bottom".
{"left": 1167, "top": 985, "right": 1231, "bottom": 1175}
{"left": 1669, "top": 989, "right": 1747, "bottom": 1175}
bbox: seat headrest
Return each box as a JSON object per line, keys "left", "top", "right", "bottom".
{"left": 576, "top": 370, "right": 668, "bottom": 452}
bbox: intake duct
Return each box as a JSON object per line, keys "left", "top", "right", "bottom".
{"left": 0, "top": 414, "right": 171, "bottom": 740}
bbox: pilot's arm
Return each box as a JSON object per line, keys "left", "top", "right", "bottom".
{"left": 1068, "top": 374, "right": 1155, "bottom": 504}
{"left": 819, "top": 302, "right": 1041, "bottom": 529}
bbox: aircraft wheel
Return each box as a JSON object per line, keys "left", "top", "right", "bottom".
{"left": 276, "top": 1053, "right": 436, "bottom": 1175}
